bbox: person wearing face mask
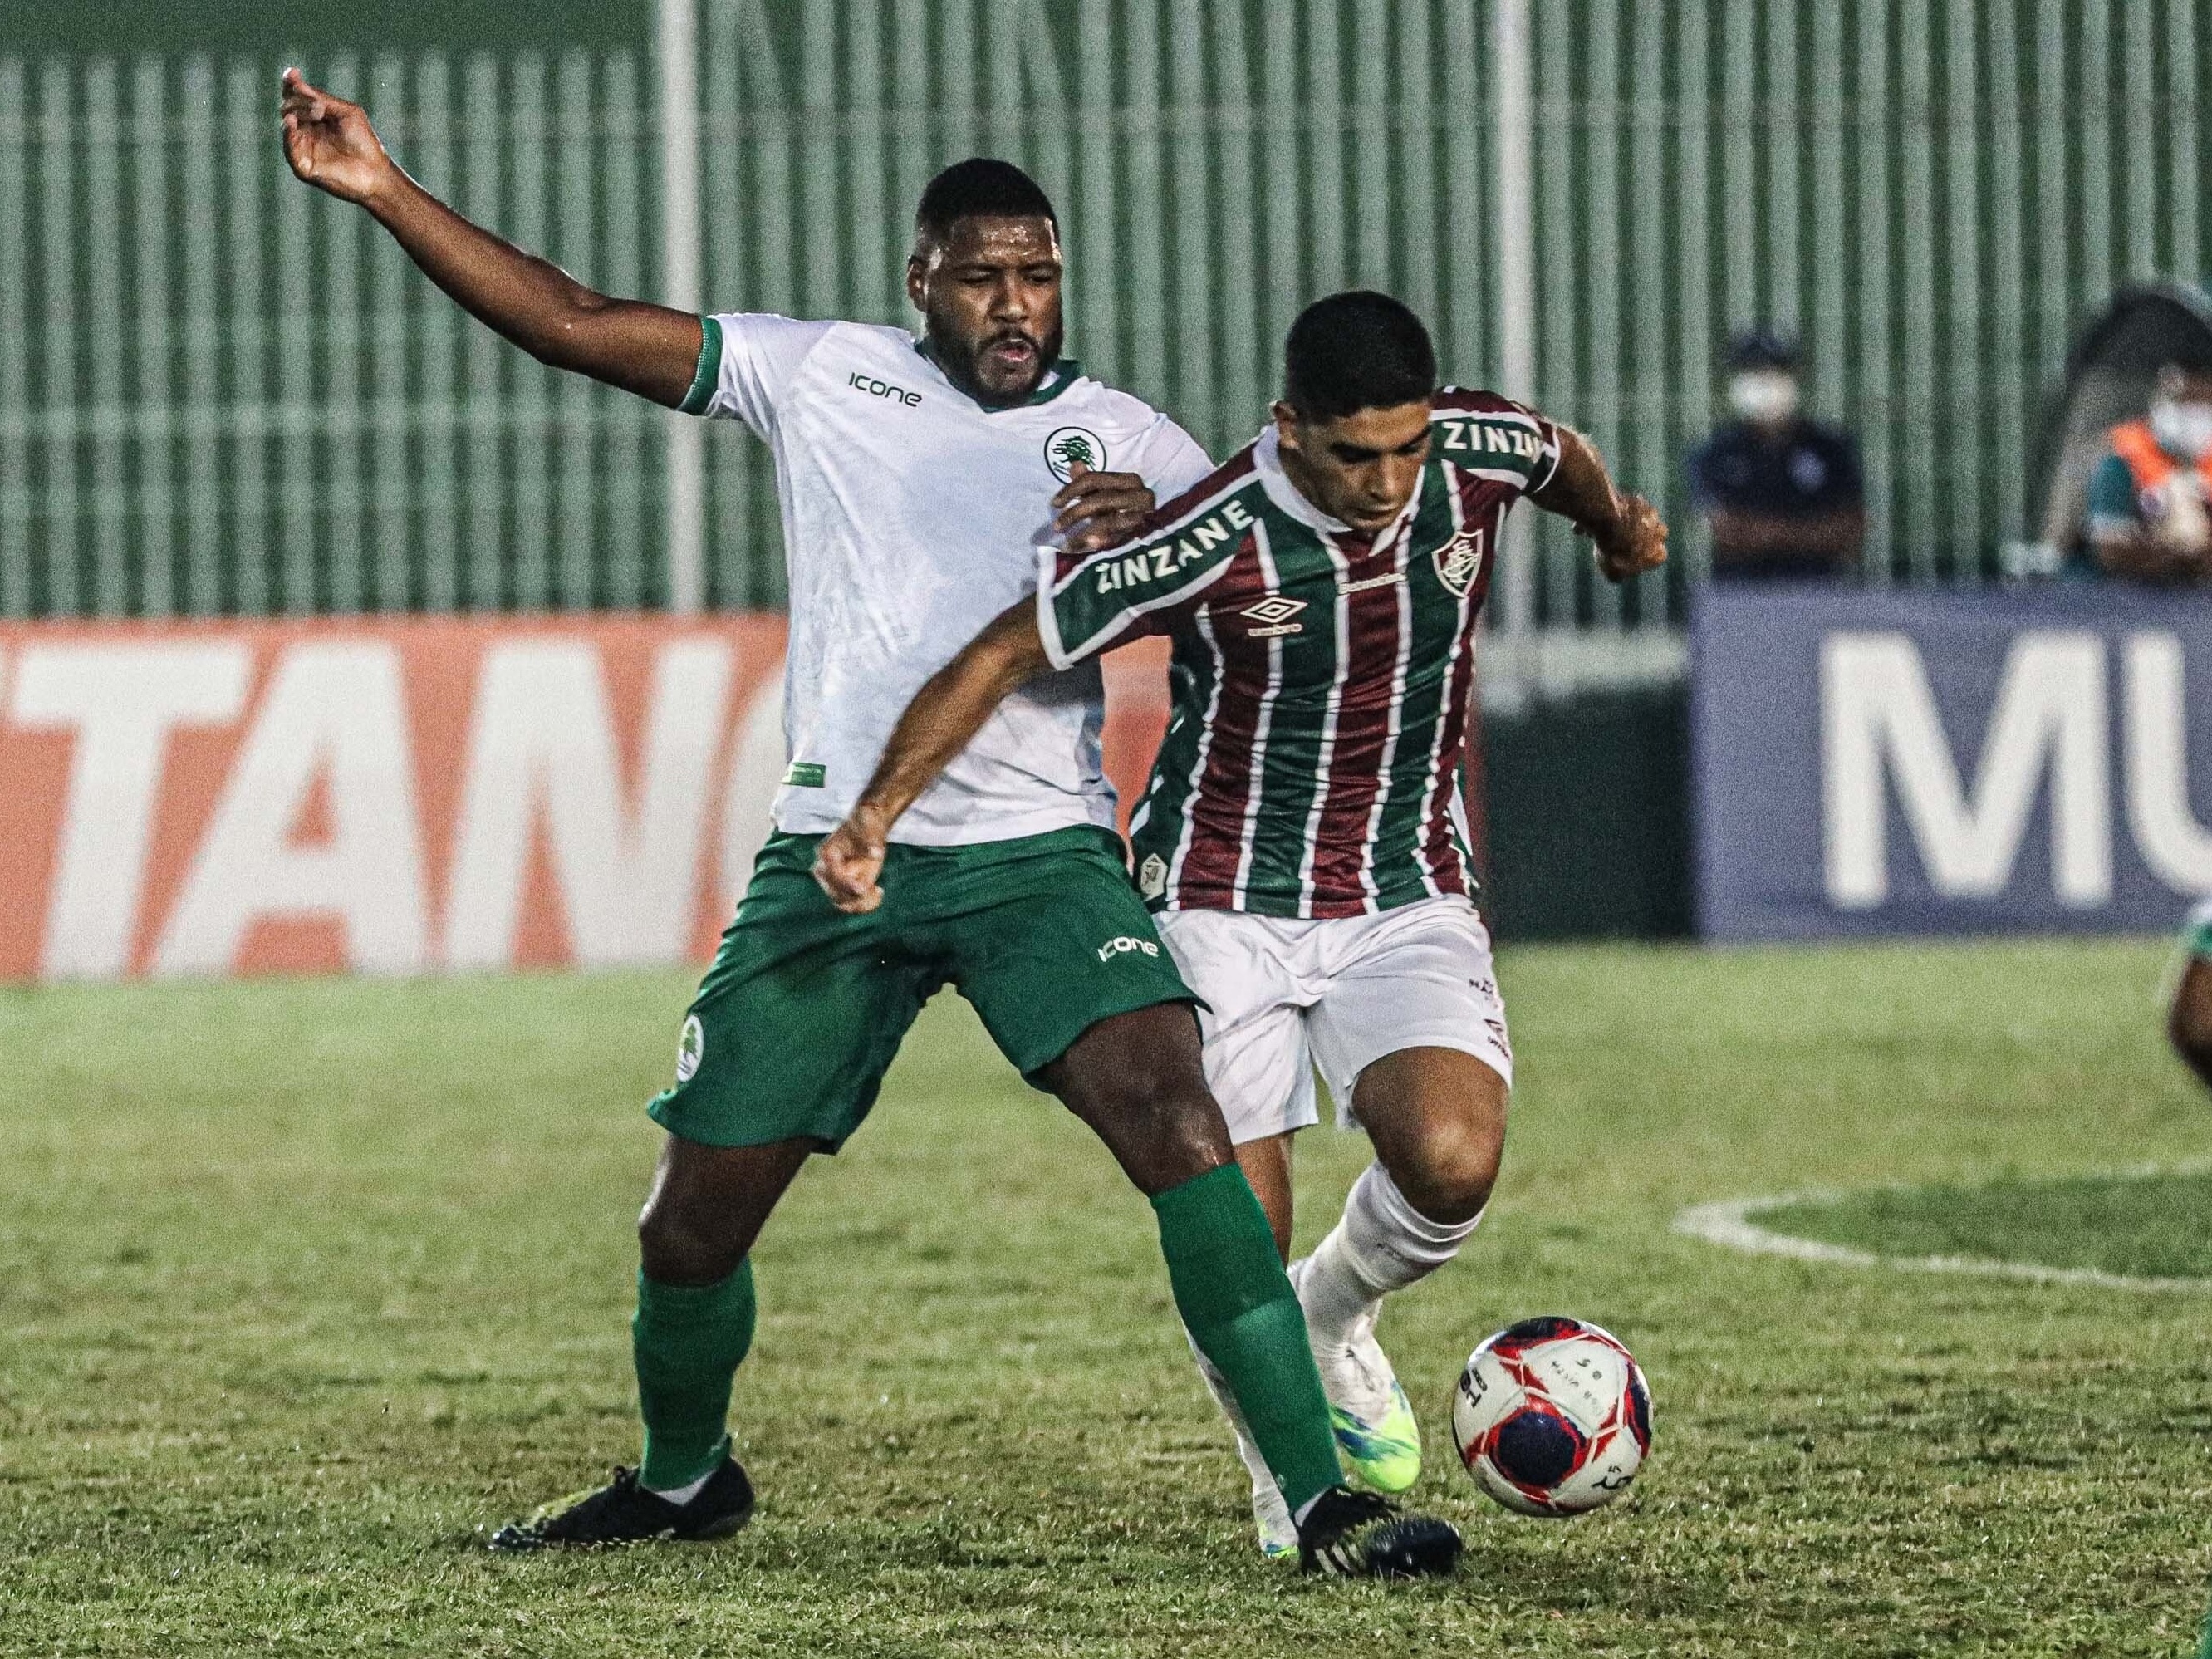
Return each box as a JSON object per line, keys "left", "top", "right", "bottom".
{"left": 2081, "top": 363, "right": 2212, "bottom": 583}
{"left": 1685, "top": 330, "right": 1866, "bottom": 580}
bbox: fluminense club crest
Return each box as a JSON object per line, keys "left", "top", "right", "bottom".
{"left": 1434, "top": 526, "right": 1487, "bottom": 596}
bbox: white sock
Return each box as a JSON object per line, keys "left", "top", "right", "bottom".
{"left": 1298, "top": 1161, "right": 1483, "bottom": 1353}
{"left": 645, "top": 1442, "right": 725, "bottom": 1505}
{"left": 1183, "top": 1328, "right": 1297, "bottom": 1550}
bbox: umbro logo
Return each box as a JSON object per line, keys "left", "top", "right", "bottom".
{"left": 1240, "top": 595, "right": 1307, "bottom": 638}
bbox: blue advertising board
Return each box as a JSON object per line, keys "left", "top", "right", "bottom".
{"left": 1692, "top": 584, "right": 2212, "bottom": 940}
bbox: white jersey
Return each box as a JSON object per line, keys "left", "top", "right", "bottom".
{"left": 684, "top": 314, "right": 1214, "bottom": 845}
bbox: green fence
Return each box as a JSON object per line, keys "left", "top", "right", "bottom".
{"left": 2, "top": 0, "right": 2207, "bottom": 625}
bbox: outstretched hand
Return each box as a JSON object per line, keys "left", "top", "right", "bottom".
{"left": 279, "top": 67, "right": 395, "bottom": 206}
{"left": 1589, "top": 493, "right": 1669, "bottom": 584}
{"left": 812, "top": 809, "right": 890, "bottom": 915}
{"left": 1052, "top": 460, "right": 1158, "bottom": 556}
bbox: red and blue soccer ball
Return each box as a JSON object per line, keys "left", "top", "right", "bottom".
{"left": 1450, "top": 1316, "right": 1652, "bottom": 1517}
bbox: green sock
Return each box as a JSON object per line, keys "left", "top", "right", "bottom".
{"left": 633, "top": 1261, "right": 756, "bottom": 1490}
{"left": 1151, "top": 1164, "right": 1344, "bottom": 1515}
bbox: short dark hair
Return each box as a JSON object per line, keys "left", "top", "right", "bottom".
{"left": 1283, "top": 291, "right": 1437, "bottom": 420}
{"left": 915, "top": 158, "right": 1057, "bottom": 243}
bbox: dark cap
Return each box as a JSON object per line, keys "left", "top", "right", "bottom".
{"left": 1724, "top": 328, "right": 1802, "bottom": 373}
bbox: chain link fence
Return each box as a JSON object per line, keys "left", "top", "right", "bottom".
{"left": 2, "top": 0, "right": 2206, "bottom": 625}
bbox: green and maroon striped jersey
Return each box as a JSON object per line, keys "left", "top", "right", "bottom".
{"left": 1037, "top": 390, "right": 1560, "bottom": 919}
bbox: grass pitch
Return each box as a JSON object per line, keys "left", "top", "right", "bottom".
{"left": 3, "top": 938, "right": 2210, "bottom": 1656}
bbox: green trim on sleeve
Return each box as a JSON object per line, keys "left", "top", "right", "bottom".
{"left": 678, "top": 315, "right": 723, "bottom": 416}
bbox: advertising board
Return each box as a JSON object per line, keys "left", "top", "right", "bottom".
{"left": 1693, "top": 586, "right": 2212, "bottom": 940}
{"left": 0, "top": 617, "right": 1171, "bottom": 982}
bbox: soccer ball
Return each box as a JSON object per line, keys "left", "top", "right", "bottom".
{"left": 1451, "top": 1315, "right": 1652, "bottom": 1516}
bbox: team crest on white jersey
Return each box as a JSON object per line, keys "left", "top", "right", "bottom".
{"left": 1434, "top": 527, "right": 1487, "bottom": 596}
{"left": 1044, "top": 426, "right": 1108, "bottom": 483}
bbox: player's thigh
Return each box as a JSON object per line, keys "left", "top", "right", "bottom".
{"left": 934, "top": 827, "right": 1202, "bottom": 1083}
{"left": 1307, "top": 898, "right": 1514, "bottom": 1116}
{"left": 1155, "top": 907, "right": 1321, "bottom": 1145}
{"left": 648, "top": 833, "right": 938, "bottom": 1156}
{"left": 1307, "top": 900, "right": 1512, "bottom": 1216}
{"left": 929, "top": 827, "right": 1230, "bottom": 1187}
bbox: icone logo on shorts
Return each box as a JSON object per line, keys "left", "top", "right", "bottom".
{"left": 1097, "top": 935, "right": 1160, "bottom": 962}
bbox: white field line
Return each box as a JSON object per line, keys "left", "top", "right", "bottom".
{"left": 1673, "top": 1174, "right": 2212, "bottom": 1296}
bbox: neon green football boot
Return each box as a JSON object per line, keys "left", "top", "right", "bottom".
{"left": 1290, "top": 1260, "right": 1422, "bottom": 1494}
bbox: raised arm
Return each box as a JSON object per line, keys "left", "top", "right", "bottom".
{"left": 279, "top": 67, "right": 703, "bottom": 407}
{"left": 1528, "top": 424, "right": 1670, "bottom": 582}
{"left": 812, "top": 601, "right": 1052, "bottom": 913}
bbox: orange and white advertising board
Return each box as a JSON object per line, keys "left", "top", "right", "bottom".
{"left": 0, "top": 617, "right": 1172, "bottom": 984}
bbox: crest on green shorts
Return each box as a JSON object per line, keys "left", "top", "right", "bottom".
{"left": 676, "top": 1014, "right": 704, "bottom": 1083}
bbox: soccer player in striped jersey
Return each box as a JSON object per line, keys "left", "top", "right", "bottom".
{"left": 817, "top": 290, "right": 1666, "bottom": 1555}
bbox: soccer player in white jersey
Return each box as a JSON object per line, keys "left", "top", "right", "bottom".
{"left": 282, "top": 75, "right": 1463, "bottom": 1577}
{"left": 820, "top": 292, "right": 1667, "bottom": 1555}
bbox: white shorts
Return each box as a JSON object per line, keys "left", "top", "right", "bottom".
{"left": 1156, "top": 895, "right": 1513, "bottom": 1146}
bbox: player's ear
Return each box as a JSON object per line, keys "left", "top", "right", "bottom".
{"left": 905, "top": 250, "right": 929, "bottom": 313}
{"left": 1271, "top": 400, "right": 1301, "bottom": 454}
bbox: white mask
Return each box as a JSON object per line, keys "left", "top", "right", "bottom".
{"left": 1729, "top": 370, "right": 1800, "bottom": 424}
{"left": 2149, "top": 395, "right": 2212, "bottom": 461}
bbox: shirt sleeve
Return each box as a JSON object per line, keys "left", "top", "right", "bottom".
{"left": 1433, "top": 390, "right": 1560, "bottom": 496}
{"left": 1125, "top": 414, "right": 1216, "bottom": 499}
{"left": 1035, "top": 472, "right": 1255, "bottom": 670}
{"left": 1514, "top": 400, "right": 1564, "bottom": 496}
{"left": 2187, "top": 899, "right": 2212, "bottom": 961}
{"left": 677, "top": 312, "right": 835, "bottom": 439}
{"left": 2085, "top": 449, "right": 2143, "bottom": 534}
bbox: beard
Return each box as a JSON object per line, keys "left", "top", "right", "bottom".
{"left": 928, "top": 312, "right": 1066, "bottom": 407}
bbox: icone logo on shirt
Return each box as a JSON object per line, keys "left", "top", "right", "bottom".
{"left": 847, "top": 370, "right": 922, "bottom": 407}
{"left": 1097, "top": 935, "right": 1161, "bottom": 962}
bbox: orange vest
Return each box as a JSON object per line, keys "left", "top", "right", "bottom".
{"left": 2109, "top": 418, "right": 2212, "bottom": 496}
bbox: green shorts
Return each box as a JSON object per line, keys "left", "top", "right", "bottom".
{"left": 648, "top": 825, "right": 1199, "bottom": 1151}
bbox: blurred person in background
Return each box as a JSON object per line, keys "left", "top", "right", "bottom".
{"left": 1686, "top": 330, "right": 1866, "bottom": 580}
{"left": 2079, "top": 363, "right": 2212, "bottom": 584}
{"left": 2171, "top": 901, "right": 2212, "bottom": 1092}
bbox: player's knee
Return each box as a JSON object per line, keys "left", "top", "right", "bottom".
{"left": 637, "top": 1192, "right": 744, "bottom": 1286}
{"left": 1395, "top": 1118, "right": 1502, "bottom": 1224}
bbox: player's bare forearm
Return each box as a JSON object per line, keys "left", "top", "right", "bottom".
{"left": 1530, "top": 425, "right": 1668, "bottom": 582}
{"left": 813, "top": 601, "right": 1052, "bottom": 913}
{"left": 279, "top": 69, "right": 700, "bottom": 407}
{"left": 365, "top": 173, "right": 701, "bottom": 405}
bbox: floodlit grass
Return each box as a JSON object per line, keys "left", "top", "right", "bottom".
{"left": 3, "top": 937, "right": 2210, "bottom": 1655}
{"left": 1761, "top": 1170, "right": 2212, "bottom": 1282}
